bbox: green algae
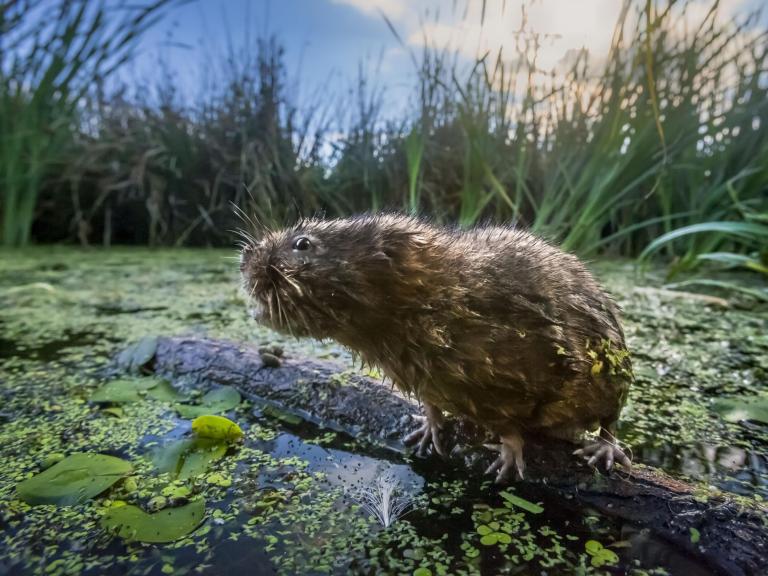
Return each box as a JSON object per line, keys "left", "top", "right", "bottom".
{"left": 712, "top": 395, "right": 768, "bottom": 425}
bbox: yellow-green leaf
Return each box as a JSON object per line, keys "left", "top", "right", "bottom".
{"left": 191, "top": 415, "right": 243, "bottom": 441}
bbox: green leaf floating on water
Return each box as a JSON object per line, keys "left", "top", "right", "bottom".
{"left": 17, "top": 453, "right": 132, "bottom": 506}
{"left": 153, "top": 438, "right": 228, "bottom": 480}
{"left": 191, "top": 415, "right": 244, "bottom": 441}
{"left": 91, "top": 377, "right": 186, "bottom": 404}
{"left": 712, "top": 395, "right": 768, "bottom": 424}
{"left": 174, "top": 386, "right": 241, "bottom": 418}
{"left": 116, "top": 336, "right": 158, "bottom": 372}
{"left": 499, "top": 490, "right": 544, "bottom": 514}
{"left": 101, "top": 498, "right": 205, "bottom": 543}
{"left": 91, "top": 377, "right": 160, "bottom": 403}
{"left": 146, "top": 380, "right": 188, "bottom": 402}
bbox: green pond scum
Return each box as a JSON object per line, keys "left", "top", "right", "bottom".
{"left": 0, "top": 248, "right": 766, "bottom": 575}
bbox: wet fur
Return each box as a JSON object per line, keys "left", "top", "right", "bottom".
{"left": 240, "top": 213, "right": 632, "bottom": 444}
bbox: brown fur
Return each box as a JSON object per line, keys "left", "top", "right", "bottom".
{"left": 239, "top": 213, "right": 632, "bottom": 444}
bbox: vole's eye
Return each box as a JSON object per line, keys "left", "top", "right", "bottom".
{"left": 292, "top": 236, "right": 311, "bottom": 251}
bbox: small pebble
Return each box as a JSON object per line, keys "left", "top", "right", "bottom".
{"left": 260, "top": 352, "right": 281, "bottom": 368}
{"left": 258, "top": 344, "right": 284, "bottom": 357}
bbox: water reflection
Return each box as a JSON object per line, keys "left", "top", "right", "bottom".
{"left": 635, "top": 442, "right": 768, "bottom": 497}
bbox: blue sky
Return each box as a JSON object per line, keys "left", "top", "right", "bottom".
{"left": 126, "top": 0, "right": 765, "bottom": 116}
{"left": 127, "top": 0, "right": 415, "bottom": 112}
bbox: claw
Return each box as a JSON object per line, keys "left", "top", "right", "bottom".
{"left": 575, "top": 437, "right": 631, "bottom": 471}
{"left": 484, "top": 433, "right": 525, "bottom": 483}
{"left": 403, "top": 406, "right": 446, "bottom": 457}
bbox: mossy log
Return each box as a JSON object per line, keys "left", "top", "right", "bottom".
{"left": 132, "top": 336, "right": 767, "bottom": 576}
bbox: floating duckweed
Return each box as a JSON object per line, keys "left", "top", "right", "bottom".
{"left": 689, "top": 527, "right": 701, "bottom": 544}
{"left": 584, "top": 540, "right": 619, "bottom": 567}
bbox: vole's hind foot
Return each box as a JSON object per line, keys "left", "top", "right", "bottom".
{"left": 574, "top": 436, "right": 631, "bottom": 472}
{"left": 485, "top": 432, "right": 525, "bottom": 483}
{"left": 403, "top": 403, "right": 446, "bottom": 457}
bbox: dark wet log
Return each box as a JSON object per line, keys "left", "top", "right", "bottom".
{"left": 135, "top": 336, "right": 767, "bottom": 576}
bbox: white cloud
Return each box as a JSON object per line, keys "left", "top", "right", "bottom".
{"left": 406, "top": 0, "right": 623, "bottom": 72}
{"left": 337, "top": 0, "right": 755, "bottom": 76}
{"left": 330, "top": 0, "right": 408, "bottom": 20}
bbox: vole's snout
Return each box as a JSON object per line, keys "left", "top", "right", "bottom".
{"left": 239, "top": 244, "right": 255, "bottom": 273}
{"left": 265, "top": 253, "right": 286, "bottom": 283}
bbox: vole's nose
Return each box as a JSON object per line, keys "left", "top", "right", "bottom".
{"left": 239, "top": 244, "right": 255, "bottom": 272}
{"left": 266, "top": 254, "right": 282, "bottom": 282}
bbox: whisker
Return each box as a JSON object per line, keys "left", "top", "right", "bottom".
{"left": 271, "top": 266, "right": 304, "bottom": 296}
{"left": 231, "top": 227, "right": 257, "bottom": 245}
{"left": 231, "top": 201, "right": 261, "bottom": 233}
{"left": 265, "top": 266, "right": 293, "bottom": 336}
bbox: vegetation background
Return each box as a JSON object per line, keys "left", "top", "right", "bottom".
{"left": 1, "top": 0, "right": 766, "bottom": 298}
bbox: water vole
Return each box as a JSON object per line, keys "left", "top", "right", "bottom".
{"left": 239, "top": 213, "right": 632, "bottom": 481}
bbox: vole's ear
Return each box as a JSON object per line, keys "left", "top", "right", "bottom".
{"left": 375, "top": 230, "right": 428, "bottom": 265}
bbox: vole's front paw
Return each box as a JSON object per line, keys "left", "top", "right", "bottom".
{"left": 574, "top": 438, "right": 631, "bottom": 472}
{"left": 403, "top": 404, "right": 446, "bottom": 457}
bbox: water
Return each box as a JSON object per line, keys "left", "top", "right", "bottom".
{"left": 0, "top": 249, "right": 765, "bottom": 575}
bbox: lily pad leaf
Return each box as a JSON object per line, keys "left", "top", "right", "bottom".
{"left": 153, "top": 438, "right": 228, "bottom": 480}
{"left": 91, "top": 377, "right": 162, "bottom": 403}
{"left": 147, "top": 380, "right": 188, "bottom": 402}
{"left": 712, "top": 396, "right": 768, "bottom": 424}
{"left": 174, "top": 386, "right": 241, "bottom": 419}
{"left": 191, "top": 415, "right": 244, "bottom": 441}
{"left": 102, "top": 498, "right": 205, "bottom": 543}
{"left": 116, "top": 336, "right": 158, "bottom": 372}
{"left": 499, "top": 490, "right": 544, "bottom": 514}
{"left": 17, "top": 453, "right": 132, "bottom": 506}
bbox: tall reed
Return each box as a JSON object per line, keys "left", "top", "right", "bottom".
{"left": 8, "top": 0, "right": 766, "bottom": 295}
{"left": 0, "top": 0, "right": 169, "bottom": 246}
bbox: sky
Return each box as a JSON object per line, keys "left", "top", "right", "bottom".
{"left": 127, "top": 0, "right": 763, "bottom": 115}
